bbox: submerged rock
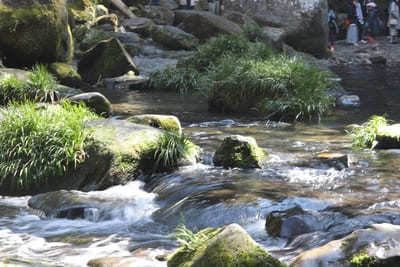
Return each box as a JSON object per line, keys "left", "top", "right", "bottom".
{"left": 78, "top": 38, "right": 137, "bottom": 83}
{"left": 168, "top": 223, "right": 286, "bottom": 267}
{"left": 291, "top": 223, "right": 400, "bottom": 267}
{"left": 0, "top": 0, "right": 74, "bottom": 67}
{"left": 336, "top": 95, "right": 360, "bottom": 108}
{"left": 175, "top": 10, "right": 243, "bottom": 41}
{"left": 314, "top": 153, "right": 349, "bottom": 170}
{"left": 128, "top": 114, "right": 182, "bottom": 134}
{"left": 103, "top": 72, "right": 149, "bottom": 90}
{"left": 213, "top": 135, "right": 266, "bottom": 169}
{"left": 68, "top": 92, "right": 113, "bottom": 117}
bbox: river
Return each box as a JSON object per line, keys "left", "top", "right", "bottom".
{"left": 1, "top": 65, "right": 400, "bottom": 266}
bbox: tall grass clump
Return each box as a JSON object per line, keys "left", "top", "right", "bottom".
{"left": 347, "top": 115, "right": 388, "bottom": 149}
{"left": 28, "top": 64, "right": 59, "bottom": 103}
{"left": 0, "top": 102, "right": 98, "bottom": 192}
{"left": 0, "top": 74, "right": 29, "bottom": 105}
{"left": 141, "top": 132, "right": 197, "bottom": 173}
{"left": 205, "top": 55, "right": 334, "bottom": 121}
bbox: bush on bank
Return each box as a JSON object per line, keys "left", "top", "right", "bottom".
{"left": 0, "top": 102, "right": 98, "bottom": 192}
{"left": 149, "top": 35, "right": 334, "bottom": 121}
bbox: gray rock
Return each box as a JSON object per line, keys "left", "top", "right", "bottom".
{"left": 150, "top": 25, "right": 199, "bottom": 50}
{"left": 292, "top": 223, "right": 400, "bottom": 267}
{"left": 224, "top": 0, "right": 329, "bottom": 57}
{"left": 314, "top": 152, "right": 349, "bottom": 170}
{"left": 121, "top": 17, "right": 155, "bottom": 37}
{"left": 336, "top": 95, "right": 360, "bottom": 108}
{"left": 213, "top": 135, "right": 266, "bottom": 169}
{"left": 127, "top": 114, "right": 182, "bottom": 133}
{"left": 175, "top": 10, "right": 243, "bottom": 41}
{"left": 133, "top": 56, "right": 177, "bottom": 76}
{"left": 223, "top": 11, "right": 258, "bottom": 29}
{"left": 140, "top": 6, "right": 175, "bottom": 25}
{"left": 103, "top": 72, "right": 149, "bottom": 90}
{"left": 69, "top": 92, "right": 113, "bottom": 117}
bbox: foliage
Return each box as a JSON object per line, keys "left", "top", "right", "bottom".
{"left": 205, "top": 55, "right": 334, "bottom": 121}
{"left": 242, "top": 24, "right": 267, "bottom": 42}
{"left": 347, "top": 115, "right": 388, "bottom": 149}
{"left": 149, "top": 67, "right": 207, "bottom": 94}
{"left": 350, "top": 252, "right": 377, "bottom": 267}
{"left": 0, "top": 102, "right": 98, "bottom": 191}
{"left": 0, "top": 74, "right": 29, "bottom": 105}
{"left": 28, "top": 64, "right": 59, "bottom": 103}
{"left": 174, "top": 224, "right": 210, "bottom": 253}
{"left": 142, "top": 132, "right": 196, "bottom": 172}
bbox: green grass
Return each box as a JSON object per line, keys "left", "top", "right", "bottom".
{"left": 149, "top": 35, "right": 334, "bottom": 121}
{"left": 141, "top": 132, "right": 197, "bottom": 173}
{"left": 0, "top": 101, "right": 98, "bottom": 191}
{"left": 347, "top": 115, "right": 388, "bottom": 149}
{"left": 350, "top": 252, "right": 377, "bottom": 267}
{"left": 0, "top": 65, "right": 59, "bottom": 105}
{"left": 174, "top": 224, "right": 211, "bottom": 253}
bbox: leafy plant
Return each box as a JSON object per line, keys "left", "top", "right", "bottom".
{"left": 28, "top": 64, "right": 59, "bottom": 103}
{"left": 347, "top": 115, "right": 388, "bottom": 149}
{"left": 350, "top": 252, "right": 377, "bottom": 267}
{"left": 0, "top": 102, "right": 98, "bottom": 192}
{"left": 174, "top": 224, "right": 209, "bottom": 252}
{"left": 141, "top": 132, "right": 197, "bottom": 173}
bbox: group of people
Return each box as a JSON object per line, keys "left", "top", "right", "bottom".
{"left": 328, "top": 0, "right": 400, "bottom": 51}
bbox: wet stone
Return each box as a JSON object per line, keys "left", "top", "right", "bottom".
{"left": 315, "top": 152, "right": 349, "bottom": 170}
{"left": 103, "top": 72, "right": 149, "bottom": 90}
{"left": 336, "top": 95, "right": 360, "bottom": 108}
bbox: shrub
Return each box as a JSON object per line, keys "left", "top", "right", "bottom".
{"left": 347, "top": 115, "right": 388, "bottom": 149}
{"left": 0, "top": 102, "right": 98, "bottom": 191}
{"left": 0, "top": 74, "right": 29, "bottom": 105}
{"left": 141, "top": 132, "right": 197, "bottom": 173}
{"left": 28, "top": 64, "right": 59, "bottom": 103}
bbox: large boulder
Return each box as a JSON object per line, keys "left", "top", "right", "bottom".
{"left": 0, "top": 0, "right": 74, "bottom": 68}
{"left": 213, "top": 135, "right": 266, "bottom": 169}
{"left": 223, "top": 0, "right": 328, "bottom": 57}
{"left": 291, "top": 223, "right": 400, "bottom": 267}
{"left": 78, "top": 38, "right": 137, "bottom": 83}
{"left": 150, "top": 25, "right": 199, "bottom": 50}
{"left": 375, "top": 124, "right": 400, "bottom": 149}
{"left": 48, "top": 62, "right": 82, "bottom": 88}
{"left": 168, "top": 223, "right": 286, "bottom": 267}
{"left": 174, "top": 10, "right": 243, "bottom": 41}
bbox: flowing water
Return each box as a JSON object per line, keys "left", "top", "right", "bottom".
{"left": 2, "top": 65, "right": 400, "bottom": 266}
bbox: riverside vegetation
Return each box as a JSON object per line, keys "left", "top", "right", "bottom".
{"left": 0, "top": 67, "right": 196, "bottom": 195}
{"left": 150, "top": 34, "right": 335, "bottom": 121}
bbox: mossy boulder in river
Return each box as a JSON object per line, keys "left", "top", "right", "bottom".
{"left": 69, "top": 92, "right": 112, "bottom": 117}
{"left": 213, "top": 135, "right": 266, "bottom": 169}
{"left": 168, "top": 223, "right": 286, "bottom": 267}
{"left": 150, "top": 25, "right": 199, "bottom": 51}
{"left": 0, "top": 0, "right": 74, "bottom": 68}
{"left": 78, "top": 38, "right": 137, "bottom": 84}
{"left": 375, "top": 124, "right": 400, "bottom": 149}
{"left": 48, "top": 62, "right": 82, "bottom": 88}
{"left": 128, "top": 114, "right": 182, "bottom": 134}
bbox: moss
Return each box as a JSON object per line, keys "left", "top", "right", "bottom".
{"left": 49, "top": 62, "right": 81, "bottom": 88}
{"left": 128, "top": 115, "right": 182, "bottom": 134}
{"left": 0, "top": 1, "right": 74, "bottom": 67}
{"left": 214, "top": 136, "right": 266, "bottom": 169}
{"left": 350, "top": 252, "right": 377, "bottom": 267}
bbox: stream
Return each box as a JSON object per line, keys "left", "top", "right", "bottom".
{"left": 1, "top": 65, "right": 400, "bottom": 266}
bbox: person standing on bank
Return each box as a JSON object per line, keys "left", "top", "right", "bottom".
{"left": 364, "top": 2, "right": 379, "bottom": 45}
{"left": 388, "top": 0, "right": 400, "bottom": 43}
{"left": 328, "top": 6, "right": 339, "bottom": 51}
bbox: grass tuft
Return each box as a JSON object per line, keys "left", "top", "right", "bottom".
{"left": 28, "top": 64, "right": 59, "bottom": 103}
{"left": 0, "top": 101, "right": 98, "bottom": 191}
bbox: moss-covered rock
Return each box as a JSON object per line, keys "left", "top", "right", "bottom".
{"left": 68, "top": 92, "right": 112, "bottom": 117}
{"left": 175, "top": 10, "right": 243, "bottom": 41}
{"left": 168, "top": 223, "right": 286, "bottom": 267}
{"left": 213, "top": 135, "right": 266, "bottom": 169}
{"left": 128, "top": 114, "right": 182, "bottom": 134}
{"left": 78, "top": 38, "right": 137, "bottom": 83}
{"left": 68, "top": 0, "right": 94, "bottom": 23}
{"left": 0, "top": 0, "right": 74, "bottom": 68}
{"left": 49, "top": 62, "right": 82, "bottom": 88}
{"left": 150, "top": 25, "right": 199, "bottom": 50}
